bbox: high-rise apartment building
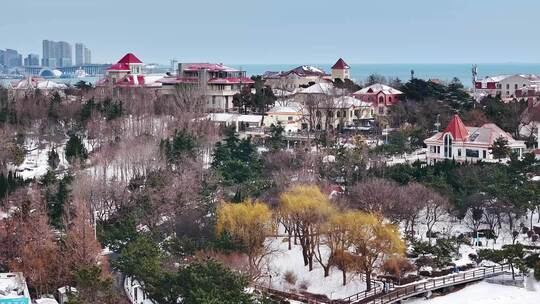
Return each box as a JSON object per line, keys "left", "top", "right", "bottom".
{"left": 84, "top": 47, "right": 91, "bottom": 64}
{"left": 42, "top": 40, "right": 72, "bottom": 67}
{"left": 24, "top": 53, "right": 40, "bottom": 66}
{"left": 75, "top": 43, "right": 92, "bottom": 66}
{"left": 3, "top": 49, "right": 23, "bottom": 68}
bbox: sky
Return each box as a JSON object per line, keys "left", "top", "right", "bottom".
{"left": 1, "top": 0, "right": 539, "bottom": 65}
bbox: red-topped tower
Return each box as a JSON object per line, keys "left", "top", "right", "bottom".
{"left": 331, "top": 58, "right": 350, "bottom": 81}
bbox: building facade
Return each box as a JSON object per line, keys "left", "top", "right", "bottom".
{"left": 353, "top": 83, "right": 402, "bottom": 115}
{"left": 331, "top": 58, "right": 350, "bottom": 81}
{"left": 42, "top": 40, "right": 73, "bottom": 68}
{"left": 424, "top": 115, "right": 526, "bottom": 164}
{"left": 263, "top": 65, "right": 330, "bottom": 91}
{"left": 75, "top": 43, "right": 92, "bottom": 66}
{"left": 158, "top": 63, "right": 254, "bottom": 112}
{"left": 474, "top": 74, "right": 540, "bottom": 100}
{"left": 2, "top": 49, "right": 23, "bottom": 68}
{"left": 23, "top": 54, "right": 40, "bottom": 67}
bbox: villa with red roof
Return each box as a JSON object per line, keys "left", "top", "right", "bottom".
{"left": 353, "top": 83, "right": 403, "bottom": 115}
{"left": 424, "top": 115, "right": 526, "bottom": 164}
{"left": 158, "top": 62, "right": 254, "bottom": 112}
{"left": 97, "top": 53, "right": 163, "bottom": 90}
{"left": 331, "top": 58, "right": 350, "bottom": 81}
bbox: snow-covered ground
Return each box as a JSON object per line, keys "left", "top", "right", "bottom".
{"left": 263, "top": 237, "right": 367, "bottom": 300}
{"left": 10, "top": 136, "right": 69, "bottom": 180}
{"left": 404, "top": 279, "right": 540, "bottom": 304}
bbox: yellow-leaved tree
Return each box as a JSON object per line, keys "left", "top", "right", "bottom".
{"left": 216, "top": 199, "right": 274, "bottom": 278}
{"left": 350, "top": 212, "right": 405, "bottom": 291}
{"left": 279, "top": 185, "right": 334, "bottom": 271}
{"left": 327, "top": 210, "right": 359, "bottom": 285}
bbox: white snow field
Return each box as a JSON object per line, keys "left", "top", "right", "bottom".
{"left": 263, "top": 237, "right": 367, "bottom": 300}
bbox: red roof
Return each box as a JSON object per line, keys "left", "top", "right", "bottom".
{"left": 107, "top": 63, "right": 130, "bottom": 71}
{"left": 443, "top": 114, "right": 469, "bottom": 140}
{"left": 332, "top": 58, "right": 350, "bottom": 70}
{"left": 117, "top": 53, "right": 142, "bottom": 64}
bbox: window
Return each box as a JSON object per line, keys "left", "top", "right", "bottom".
{"left": 457, "top": 149, "right": 462, "bottom": 157}
{"left": 288, "top": 116, "right": 293, "bottom": 121}
{"left": 506, "top": 84, "right": 510, "bottom": 89}
{"left": 316, "top": 110, "right": 321, "bottom": 117}
{"left": 466, "top": 149, "right": 479, "bottom": 158}
{"left": 436, "top": 146, "right": 440, "bottom": 154}
{"left": 515, "top": 84, "right": 518, "bottom": 89}
{"left": 483, "top": 150, "right": 487, "bottom": 158}
{"left": 378, "top": 96, "right": 384, "bottom": 104}
{"left": 443, "top": 134, "right": 452, "bottom": 158}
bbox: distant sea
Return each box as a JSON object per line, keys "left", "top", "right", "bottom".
{"left": 232, "top": 63, "right": 540, "bottom": 88}
{"left": 3, "top": 63, "right": 540, "bottom": 88}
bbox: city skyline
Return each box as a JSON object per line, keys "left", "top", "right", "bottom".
{"left": 1, "top": 0, "right": 540, "bottom": 64}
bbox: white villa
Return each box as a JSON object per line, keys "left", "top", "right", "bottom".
{"left": 424, "top": 115, "right": 526, "bottom": 164}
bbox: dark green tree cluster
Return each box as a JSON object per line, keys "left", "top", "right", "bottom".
{"left": 159, "top": 129, "right": 198, "bottom": 165}
{"left": 48, "top": 148, "right": 60, "bottom": 169}
{"left": 65, "top": 134, "right": 88, "bottom": 163}
{"left": 232, "top": 76, "right": 276, "bottom": 114}
{"left": 80, "top": 98, "right": 123, "bottom": 123}
{"left": 212, "top": 127, "right": 266, "bottom": 200}
{"left": 112, "top": 229, "right": 255, "bottom": 304}
{"left": 478, "top": 244, "right": 527, "bottom": 279}
{"left": 371, "top": 154, "right": 539, "bottom": 225}
{"left": 266, "top": 124, "right": 285, "bottom": 150}
{"left": 0, "top": 171, "right": 25, "bottom": 199}
{"left": 333, "top": 78, "right": 361, "bottom": 93}
{"left": 40, "top": 170, "right": 72, "bottom": 228}
{"left": 481, "top": 96, "right": 528, "bottom": 138}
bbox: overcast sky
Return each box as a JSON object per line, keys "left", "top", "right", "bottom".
{"left": 1, "top": 0, "right": 538, "bottom": 64}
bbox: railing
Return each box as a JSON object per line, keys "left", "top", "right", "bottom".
{"left": 353, "top": 265, "right": 511, "bottom": 304}
{"left": 255, "top": 265, "right": 512, "bottom": 304}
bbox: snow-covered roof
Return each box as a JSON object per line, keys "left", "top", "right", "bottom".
{"left": 35, "top": 298, "right": 59, "bottom": 304}
{"left": 267, "top": 102, "right": 303, "bottom": 114}
{"left": 182, "top": 63, "right": 240, "bottom": 73}
{"left": 0, "top": 273, "right": 30, "bottom": 300}
{"left": 354, "top": 83, "right": 403, "bottom": 95}
{"left": 297, "top": 82, "right": 346, "bottom": 95}
{"left": 264, "top": 65, "right": 329, "bottom": 79}
{"left": 332, "top": 96, "right": 372, "bottom": 108}
{"left": 12, "top": 77, "right": 67, "bottom": 90}
{"left": 237, "top": 115, "right": 263, "bottom": 123}
{"left": 478, "top": 74, "right": 540, "bottom": 83}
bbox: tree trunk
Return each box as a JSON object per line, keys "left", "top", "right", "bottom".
{"left": 366, "top": 272, "right": 372, "bottom": 291}
{"left": 323, "top": 265, "right": 330, "bottom": 277}
{"left": 308, "top": 254, "right": 313, "bottom": 271}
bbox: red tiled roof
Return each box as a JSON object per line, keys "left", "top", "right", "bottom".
{"left": 117, "top": 53, "right": 142, "bottom": 64}
{"left": 107, "top": 63, "right": 130, "bottom": 71}
{"left": 332, "top": 58, "right": 350, "bottom": 70}
{"left": 443, "top": 114, "right": 469, "bottom": 140}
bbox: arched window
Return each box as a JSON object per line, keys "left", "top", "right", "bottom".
{"left": 378, "top": 96, "right": 384, "bottom": 104}
{"left": 444, "top": 133, "right": 453, "bottom": 158}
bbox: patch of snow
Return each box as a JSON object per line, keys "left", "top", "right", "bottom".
{"left": 263, "top": 237, "right": 367, "bottom": 300}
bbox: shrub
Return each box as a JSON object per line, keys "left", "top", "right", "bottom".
{"left": 298, "top": 280, "right": 310, "bottom": 290}
{"left": 283, "top": 270, "right": 297, "bottom": 285}
{"left": 522, "top": 227, "right": 530, "bottom": 234}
